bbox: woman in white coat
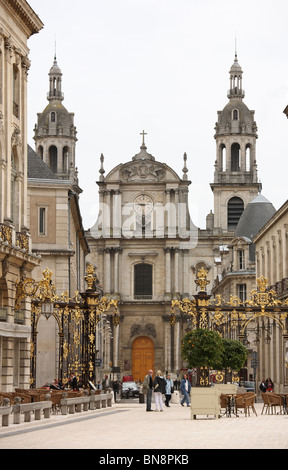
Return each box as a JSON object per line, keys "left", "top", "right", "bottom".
{"left": 153, "top": 370, "right": 166, "bottom": 412}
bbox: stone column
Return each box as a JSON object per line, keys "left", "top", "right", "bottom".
{"left": 113, "top": 322, "right": 119, "bottom": 368}
{"left": 174, "top": 248, "right": 180, "bottom": 295}
{"left": 114, "top": 247, "right": 121, "bottom": 294}
{"left": 164, "top": 320, "right": 171, "bottom": 372}
{"left": 183, "top": 250, "right": 189, "bottom": 296}
{"left": 174, "top": 320, "right": 180, "bottom": 372}
{"left": 104, "top": 248, "right": 111, "bottom": 294}
{"left": 113, "top": 190, "right": 121, "bottom": 238}
{"left": 104, "top": 190, "right": 111, "bottom": 237}
{"left": 283, "top": 224, "right": 288, "bottom": 278}
{"left": 164, "top": 247, "right": 171, "bottom": 297}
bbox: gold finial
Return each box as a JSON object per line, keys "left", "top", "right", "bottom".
{"left": 85, "top": 264, "right": 97, "bottom": 290}
{"left": 195, "top": 267, "right": 210, "bottom": 292}
{"left": 257, "top": 276, "right": 268, "bottom": 293}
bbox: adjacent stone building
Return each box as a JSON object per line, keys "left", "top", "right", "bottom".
{"left": 0, "top": 0, "right": 43, "bottom": 391}
{"left": 27, "top": 58, "right": 89, "bottom": 386}
{"left": 253, "top": 199, "right": 288, "bottom": 388}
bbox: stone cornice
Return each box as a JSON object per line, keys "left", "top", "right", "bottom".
{"left": 2, "top": 0, "right": 43, "bottom": 37}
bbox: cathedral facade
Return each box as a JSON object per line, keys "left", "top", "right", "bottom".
{"left": 86, "top": 54, "right": 264, "bottom": 382}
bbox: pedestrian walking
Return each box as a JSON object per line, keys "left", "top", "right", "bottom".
{"left": 102, "top": 375, "right": 109, "bottom": 391}
{"left": 266, "top": 377, "right": 274, "bottom": 392}
{"left": 165, "top": 373, "right": 174, "bottom": 407}
{"left": 113, "top": 379, "right": 119, "bottom": 402}
{"left": 259, "top": 378, "right": 267, "bottom": 393}
{"left": 69, "top": 372, "right": 79, "bottom": 391}
{"left": 154, "top": 370, "right": 166, "bottom": 412}
{"left": 180, "top": 374, "right": 191, "bottom": 407}
{"left": 142, "top": 369, "right": 154, "bottom": 412}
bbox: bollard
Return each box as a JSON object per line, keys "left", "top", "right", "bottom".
{"left": 83, "top": 390, "right": 90, "bottom": 411}
{"left": 2, "top": 398, "right": 10, "bottom": 427}
{"left": 13, "top": 397, "right": 21, "bottom": 424}
{"left": 89, "top": 390, "right": 96, "bottom": 410}
{"left": 44, "top": 394, "right": 51, "bottom": 418}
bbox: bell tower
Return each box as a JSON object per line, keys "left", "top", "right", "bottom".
{"left": 211, "top": 54, "right": 261, "bottom": 232}
{"left": 33, "top": 55, "right": 79, "bottom": 190}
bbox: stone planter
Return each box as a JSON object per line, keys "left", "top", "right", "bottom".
{"left": 213, "top": 383, "right": 237, "bottom": 395}
{"left": 190, "top": 387, "right": 221, "bottom": 419}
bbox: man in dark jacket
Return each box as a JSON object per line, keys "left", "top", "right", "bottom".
{"left": 259, "top": 379, "right": 267, "bottom": 393}
{"left": 143, "top": 369, "right": 154, "bottom": 411}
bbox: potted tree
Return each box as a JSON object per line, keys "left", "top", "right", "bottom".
{"left": 219, "top": 338, "right": 247, "bottom": 384}
{"left": 181, "top": 329, "right": 224, "bottom": 419}
{"left": 182, "top": 328, "right": 224, "bottom": 385}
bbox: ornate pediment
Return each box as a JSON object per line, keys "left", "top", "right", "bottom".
{"left": 120, "top": 161, "right": 166, "bottom": 182}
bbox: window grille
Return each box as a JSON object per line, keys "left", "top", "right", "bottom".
{"left": 134, "top": 264, "right": 152, "bottom": 299}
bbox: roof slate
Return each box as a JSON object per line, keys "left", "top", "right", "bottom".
{"left": 27, "top": 145, "right": 59, "bottom": 180}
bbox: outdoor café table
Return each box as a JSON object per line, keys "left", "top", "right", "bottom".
{"left": 225, "top": 394, "right": 238, "bottom": 417}
{"left": 280, "top": 394, "right": 288, "bottom": 414}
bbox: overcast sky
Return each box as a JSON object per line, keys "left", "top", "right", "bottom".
{"left": 27, "top": 0, "right": 288, "bottom": 231}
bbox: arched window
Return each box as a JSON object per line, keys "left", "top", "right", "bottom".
{"left": 13, "top": 65, "right": 20, "bottom": 118}
{"left": 62, "top": 146, "right": 69, "bottom": 173}
{"left": 134, "top": 264, "right": 152, "bottom": 299}
{"left": 220, "top": 144, "right": 226, "bottom": 171}
{"left": 11, "top": 150, "right": 17, "bottom": 223}
{"left": 231, "top": 143, "right": 240, "bottom": 171}
{"left": 49, "top": 145, "right": 58, "bottom": 172}
{"left": 51, "top": 112, "right": 56, "bottom": 122}
{"left": 233, "top": 109, "right": 238, "bottom": 120}
{"left": 245, "top": 145, "right": 251, "bottom": 171}
{"left": 227, "top": 197, "right": 244, "bottom": 230}
{"left": 37, "top": 146, "right": 44, "bottom": 159}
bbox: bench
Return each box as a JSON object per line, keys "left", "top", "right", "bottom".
{"left": 0, "top": 390, "right": 113, "bottom": 425}
{"left": 0, "top": 398, "right": 11, "bottom": 426}
{"left": 60, "top": 391, "right": 90, "bottom": 415}
{"left": 13, "top": 395, "right": 52, "bottom": 423}
{"left": 60, "top": 390, "right": 113, "bottom": 414}
{"left": 0, "top": 394, "right": 52, "bottom": 426}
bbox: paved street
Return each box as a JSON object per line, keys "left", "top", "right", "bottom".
{"left": 0, "top": 399, "right": 288, "bottom": 451}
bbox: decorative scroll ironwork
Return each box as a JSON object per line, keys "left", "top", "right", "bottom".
{"left": 171, "top": 269, "right": 288, "bottom": 385}
{"left": 16, "top": 232, "right": 29, "bottom": 252}
{"left": 0, "top": 223, "right": 12, "bottom": 245}
{"left": 171, "top": 269, "right": 288, "bottom": 341}
{"left": 15, "top": 264, "right": 119, "bottom": 388}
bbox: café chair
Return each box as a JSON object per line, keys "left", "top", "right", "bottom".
{"left": 235, "top": 393, "right": 257, "bottom": 417}
{"left": 267, "top": 393, "right": 283, "bottom": 414}
{"left": 261, "top": 392, "right": 271, "bottom": 414}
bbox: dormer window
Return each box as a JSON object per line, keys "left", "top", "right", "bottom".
{"left": 233, "top": 109, "right": 238, "bottom": 120}
{"left": 51, "top": 112, "right": 56, "bottom": 122}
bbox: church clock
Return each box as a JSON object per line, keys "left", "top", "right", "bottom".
{"left": 133, "top": 194, "right": 153, "bottom": 215}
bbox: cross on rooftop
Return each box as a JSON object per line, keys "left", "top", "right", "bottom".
{"left": 140, "top": 130, "right": 147, "bottom": 146}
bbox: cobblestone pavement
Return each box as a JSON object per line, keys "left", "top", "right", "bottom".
{"left": 0, "top": 401, "right": 287, "bottom": 450}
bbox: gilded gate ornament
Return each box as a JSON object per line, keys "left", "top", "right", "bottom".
{"left": 14, "top": 264, "right": 119, "bottom": 388}
{"left": 170, "top": 268, "right": 288, "bottom": 384}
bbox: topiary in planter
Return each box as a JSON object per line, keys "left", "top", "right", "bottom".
{"left": 181, "top": 329, "right": 224, "bottom": 386}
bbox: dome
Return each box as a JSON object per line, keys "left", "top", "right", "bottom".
{"left": 230, "top": 55, "right": 242, "bottom": 73}
{"left": 36, "top": 102, "right": 75, "bottom": 137}
{"left": 235, "top": 194, "right": 276, "bottom": 240}
{"left": 218, "top": 99, "right": 254, "bottom": 127}
{"left": 235, "top": 194, "right": 276, "bottom": 262}
{"left": 49, "top": 58, "right": 62, "bottom": 75}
